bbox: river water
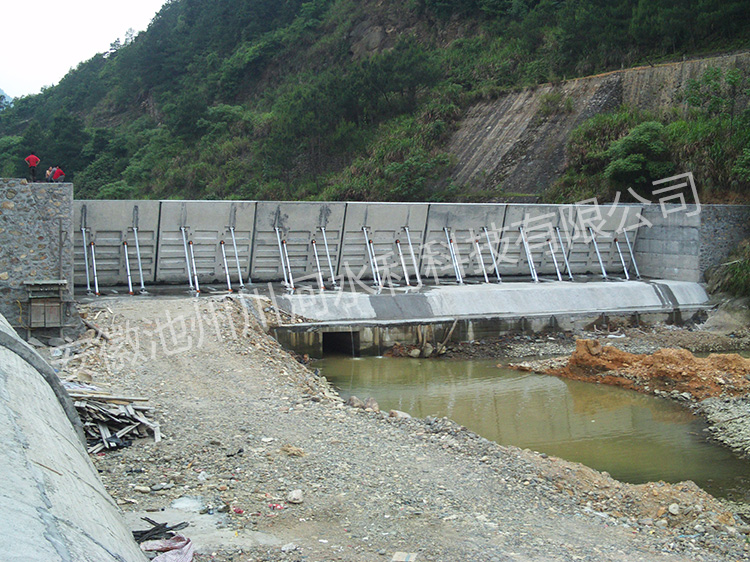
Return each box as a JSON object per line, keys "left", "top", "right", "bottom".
{"left": 318, "top": 356, "right": 750, "bottom": 502}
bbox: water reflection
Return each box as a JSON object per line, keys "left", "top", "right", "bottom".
{"left": 318, "top": 356, "right": 750, "bottom": 501}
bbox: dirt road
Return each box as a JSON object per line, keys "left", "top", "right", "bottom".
{"left": 52, "top": 295, "right": 750, "bottom": 562}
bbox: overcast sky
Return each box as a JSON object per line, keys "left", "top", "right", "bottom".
{"left": 1, "top": 1, "right": 167, "bottom": 99}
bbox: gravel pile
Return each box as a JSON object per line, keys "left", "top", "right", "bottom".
{"left": 698, "top": 396, "right": 750, "bottom": 460}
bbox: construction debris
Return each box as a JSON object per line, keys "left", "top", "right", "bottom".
{"left": 63, "top": 382, "right": 161, "bottom": 454}
{"left": 133, "top": 517, "right": 189, "bottom": 543}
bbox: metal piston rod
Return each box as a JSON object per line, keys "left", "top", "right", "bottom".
{"left": 229, "top": 227, "right": 247, "bottom": 289}
{"left": 220, "top": 240, "right": 233, "bottom": 292}
{"left": 555, "top": 226, "right": 574, "bottom": 281}
{"left": 482, "top": 227, "right": 502, "bottom": 283}
{"left": 123, "top": 241, "right": 134, "bottom": 294}
{"left": 89, "top": 242, "right": 100, "bottom": 296}
{"left": 180, "top": 227, "right": 194, "bottom": 291}
{"left": 395, "top": 239, "right": 410, "bottom": 286}
{"left": 403, "top": 227, "right": 422, "bottom": 286}
{"left": 623, "top": 231, "right": 641, "bottom": 279}
{"left": 81, "top": 227, "right": 92, "bottom": 295}
{"left": 369, "top": 239, "right": 383, "bottom": 287}
{"left": 188, "top": 241, "right": 200, "bottom": 294}
{"left": 443, "top": 228, "right": 464, "bottom": 284}
{"left": 132, "top": 207, "right": 147, "bottom": 293}
{"left": 311, "top": 240, "right": 325, "bottom": 290}
{"left": 614, "top": 238, "right": 630, "bottom": 280}
{"left": 319, "top": 227, "right": 338, "bottom": 288}
{"left": 282, "top": 240, "right": 295, "bottom": 290}
{"left": 547, "top": 238, "right": 563, "bottom": 281}
{"left": 362, "top": 227, "right": 382, "bottom": 287}
{"left": 474, "top": 238, "right": 489, "bottom": 283}
{"left": 589, "top": 227, "right": 608, "bottom": 280}
{"left": 518, "top": 226, "right": 539, "bottom": 283}
{"left": 274, "top": 227, "right": 290, "bottom": 288}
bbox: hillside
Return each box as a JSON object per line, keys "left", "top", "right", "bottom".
{"left": 445, "top": 51, "right": 750, "bottom": 202}
{"left": 0, "top": 0, "right": 749, "bottom": 203}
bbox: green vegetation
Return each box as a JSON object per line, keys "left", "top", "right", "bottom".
{"left": 546, "top": 66, "right": 750, "bottom": 203}
{"left": 707, "top": 239, "right": 750, "bottom": 296}
{"left": 1, "top": 0, "right": 749, "bottom": 201}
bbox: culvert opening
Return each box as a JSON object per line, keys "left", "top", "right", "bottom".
{"left": 322, "top": 331, "right": 360, "bottom": 357}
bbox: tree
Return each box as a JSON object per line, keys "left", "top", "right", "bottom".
{"left": 604, "top": 121, "right": 674, "bottom": 196}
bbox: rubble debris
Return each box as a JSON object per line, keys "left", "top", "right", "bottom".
{"left": 63, "top": 382, "right": 161, "bottom": 454}
{"left": 133, "top": 517, "right": 189, "bottom": 543}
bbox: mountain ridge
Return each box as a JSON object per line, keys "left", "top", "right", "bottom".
{"left": 0, "top": 0, "right": 748, "bottom": 202}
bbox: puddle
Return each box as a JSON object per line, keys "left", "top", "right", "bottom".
{"left": 318, "top": 356, "right": 750, "bottom": 502}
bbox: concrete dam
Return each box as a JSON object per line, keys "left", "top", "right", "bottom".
{"left": 63, "top": 196, "right": 748, "bottom": 355}
{"left": 1, "top": 178, "right": 749, "bottom": 352}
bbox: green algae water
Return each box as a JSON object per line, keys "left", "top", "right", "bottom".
{"left": 317, "top": 356, "right": 750, "bottom": 502}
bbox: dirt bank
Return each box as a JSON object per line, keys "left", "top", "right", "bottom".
{"left": 44, "top": 296, "right": 750, "bottom": 561}
{"left": 541, "top": 339, "right": 750, "bottom": 401}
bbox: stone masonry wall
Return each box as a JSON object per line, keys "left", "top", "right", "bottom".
{"left": 634, "top": 204, "right": 750, "bottom": 282}
{"left": 0, "top": 178, "right": 74, "bottom": 334}
{"left": 698, "top": 205, "right": 750, "bottom": 274}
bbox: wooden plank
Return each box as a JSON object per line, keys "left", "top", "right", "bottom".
{"left": 67, "top": 393, "right": 149, "bottom": 402}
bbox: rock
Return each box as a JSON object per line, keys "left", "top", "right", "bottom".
{"left": 170, "top": 496, "right": 206, "bottom": 513}
{"left": 287, "top": 489, "right": 304, "bottom": 504}
{"left": 585, "top": 340, "right": 603, "bottom": 356}
{"left": 668, "top": 503, "right": 680, "bottom": 516}
{"left": 655, "top": 519, "right": 668, "bottom": 528}
{"left": 281, "top": 543, "right": 298, "bottom": 552}
{"left": 27, "top": 337, "right": 44, "bottom": 348}
{"left": 346, "top": 396, "right": 365, "bottom": 409}
{"left": 389, "top": 409, "right": 412, "bottom": 420}
{"left": 423, "top": 343, "right": 434, "bottom": 358}
{"left": 365, "top": 397, "right": 380, "bottom": 412}
{"left": 408, "top": 348, "right": 421, "bottom": 358}
{"left": 48, "top": 337, "right": 66, "bottom": 347}
{"left": 134, "top": 485, "right": 151, "bottom": 493}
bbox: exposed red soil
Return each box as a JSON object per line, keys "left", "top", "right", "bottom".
{"left": 544, "top": 339, "right": 750, "bottom": 400}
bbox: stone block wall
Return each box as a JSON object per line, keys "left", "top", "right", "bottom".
{"left": 698, "top": 205, "right": 750, "bottom": 274}
{"left": 0, "top": 178, "right": 74, "bottom": 333}
{"left": 634, "top": 204, "right": 750, "bottom": 282}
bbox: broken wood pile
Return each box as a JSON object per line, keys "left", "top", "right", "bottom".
{"left": 64, "top": 384, "right": 161, "bottom": 454}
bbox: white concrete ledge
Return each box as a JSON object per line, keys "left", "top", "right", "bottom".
{"left": 276, "top": 280, "right": 708, "bottom": 324}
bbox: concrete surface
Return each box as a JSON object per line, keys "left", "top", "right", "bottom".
{"left": 0, "top": 313, "right": 146, "bottom": 561}
{"left": 74, "top": 200, "right": 160, "bottom": 287}
{"left": 70, "top": 200, "right": 750, "bottom": 288}
{"left": 274, "top": 279, "right": 708, "bottom": 323}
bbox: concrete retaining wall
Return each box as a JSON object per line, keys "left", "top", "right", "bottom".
{"left": 0, "top": 313, "right": 146, "bottom": 561}
{"left": 65, "top": 199, "right": 750, "bottom": 288}
{"left": 71, "top": 200, "right": 657, "bottom": 288}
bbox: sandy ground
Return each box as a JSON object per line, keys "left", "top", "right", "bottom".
{"left": 47, "top": 294, "right": 750, "bottom": 562}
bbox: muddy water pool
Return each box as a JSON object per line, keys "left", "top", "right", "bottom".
{"left": 317, "top": 356, "right": 750, "bottom": 502}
